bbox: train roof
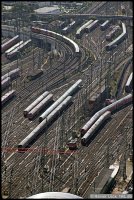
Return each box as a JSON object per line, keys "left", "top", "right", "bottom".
{"left": 33, "top": 27, "right": 79, "bottom": 53}
{"left": 5, "top": 41, "right": 23, "bottom": 54}
{"left": 8, "top": 39, "right": 31, "bottom": 54}
{"left": 76, "top": 20, "right": 93, "bottom": 34}
{"left": 101, "top": 20, "right": 109, "bottom": 26}
{"left": 126, "top": 73, "right": 133, "bottom": 86}
{"left": 86, "top": 20, "right": 99, "bottom": 29}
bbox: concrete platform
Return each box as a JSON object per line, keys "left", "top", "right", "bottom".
{"left": 85, "top": 161, "right": 119, "bottom": 198}
{"left": 126, "top": 159, "right": 133, "bottom": 182}
{"left": 112, "top": 158, "right": 133, "bottom": 194}
{"left": 86, "top": 167, "right": 113, "bottom": 195}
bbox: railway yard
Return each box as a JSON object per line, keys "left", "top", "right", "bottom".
{"left": 1, "top": 1, "right": 133, "bottom": 199}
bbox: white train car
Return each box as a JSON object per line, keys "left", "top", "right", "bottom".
{"left": 23, "top": 91, "right": 49, "bottom": 117}
{"left": 81, "top": 111, "right": 111, "bottom": 145}
{"left": 18, "top": 96, "right": 72, "bottom": 150}
{"left": 100, "top": 20, "right": 110, "bottom": 31}
{"left": 27, "top": 94, "right": 53, "bottom": 120}
{"left": 39, "top": 79, "right": 82, "bottom": 122}
{"left": 62, "top": 20, "right": 76, "bottom": 34}
{"left": 31, "top": 27, "right": 80, "bottom": 55}
{"left": 5, "top": 41, "right": 23, "bottom": 57}
{"left": 81, "top": 94, "right": 132, "bottom": 136}
{"left": 125, "top": 73, "right": 133, "bottom": 93}
{"left": 85, "top": 20, "right": 99, "bottom": 33}
{"left": 76, "top": 20, "right": 93, "bottom": 39}
{"left": 7, "top": 39, "right": 31, "bottom": 59}
{"left": 1, "top": 35, "right": 20, "bottom": 53}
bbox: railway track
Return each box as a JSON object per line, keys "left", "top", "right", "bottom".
{"left": 80, "top": 105, "right": 132, "bottom": 197}
{"left": 2, "top": 61, "right": 132, "bottom": 196}
{"left": 1, "top": 28, "right": 88, "bottom": 170}
{"left": 2, "top": 1, "right": 132, "bottom": 198}
{"left": 2, "top": 78, "right": 132, "bottom": 198}
{"left": 1, "top": 33, "right": 84, "bottom": 113}
{"left": 2, "top": 48, "right": 131, "bottom": 152}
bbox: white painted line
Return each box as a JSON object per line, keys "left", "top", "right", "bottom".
{"left": 4, "top": 152, "right": 15, "bottom": 163}
{"left": 21, "top": 119, "right": 26, "bottom": 124}
{"left": 116, "top": 111, "right": 130, "bottom": 130}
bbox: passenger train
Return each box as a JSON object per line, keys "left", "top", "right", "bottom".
{"left": 31, "top": 27, "right": 80, "bottom": 56}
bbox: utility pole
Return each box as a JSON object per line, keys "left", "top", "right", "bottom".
{"left": 44, "top": 23, "right": 48, "bottom": 55}
{"left": 2, "top": 164, "right": 8, "bottom": 198}
{"left": 90, "top": 63, "right": 93, "bottom": 93}
{"left": 38, "top": 48, "right": 41, "bottom": 68}
{"left": 77, "top": 91, "right": 83, "bottom": 127}
{"left": 73, "top": 99, "right": 77, "bottom": 130}
{"left": 8, "top": 167, "right": 14, "bottom": 198}
{"left": 123, "top": 152, "right": 127, "bottom": 181}
{"left": 94, "top": 181, "right": 96, "bottom": 192}
{"left": 79, "top": 88, "right": 85, "bottom": 125}
{"left": 106, "top": 142, "right": 110, "bottom": 168}
{"left": 73, "top": 151, "right": 79, "bottom": 194}
{"left": 82, "top": 85, "right": 87, "bottom": 118}
{"left": 105, "top": 1, "right": 108, "bottom": 15}
{"left": 40, "top": 122, "right": 48, "bottom": 192}
{"left": 124, "top": 37, "right": 127, "bottom": 56}
{"left": 40, "top": 146, "right": 45, "bottom": 192}
{"left": 32, "top": 44, "right": 34, "bottom": 72}
{"left": 99, "top": 39, "right": 103, "bottom": 101}
{"left": 78, "top": 51, "right": 81, "bottom": 72}
{"left": 59, "top": 111, "right": 65, "bottom": 161}
{"left": 106, "top": 59, "right": 112, "bottom": 98}
{"left": 63, "top": 55, "right": 66, "bottom": 80}
{"left": 26, "top": 169, "right": 32, "bottom": 195}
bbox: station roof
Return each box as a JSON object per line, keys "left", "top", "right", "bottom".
{"left": 34, "top": 6, "right": 61, "bottom": 15}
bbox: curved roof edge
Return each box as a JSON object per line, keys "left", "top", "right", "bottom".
{"left": 27, "top": 192, "right": 83, "bottom": 199}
